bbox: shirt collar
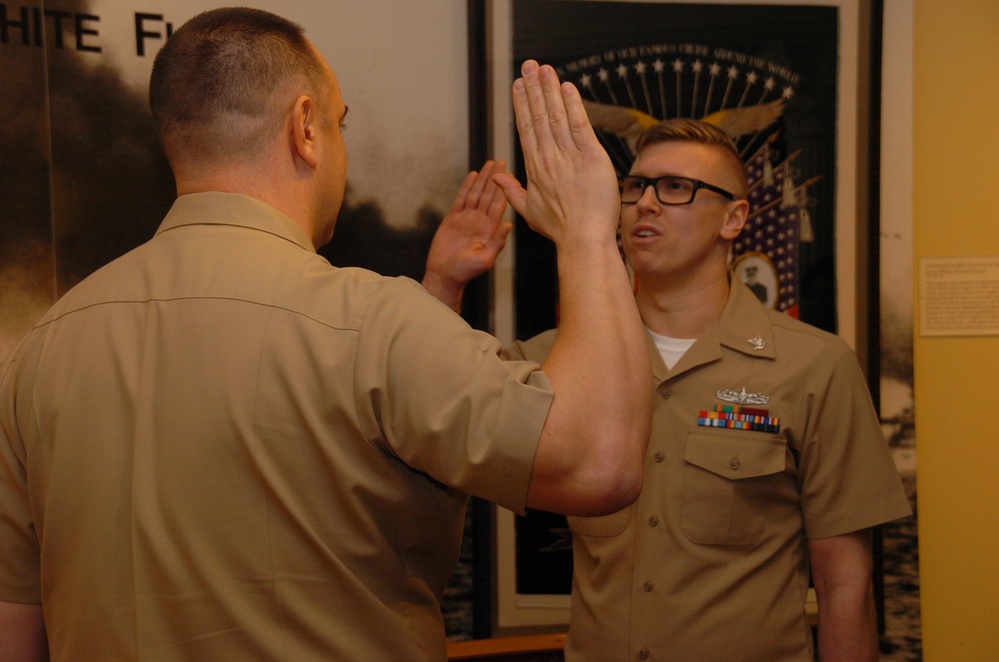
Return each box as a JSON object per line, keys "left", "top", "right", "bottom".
{"left": 714, "top": 277, "right": 777, "bottom": 360}
{"left": 156, "top": 192, "right": 316, "bottom": 254}
{"left": 647, "top": 277, "right": 777, "bottom": 381}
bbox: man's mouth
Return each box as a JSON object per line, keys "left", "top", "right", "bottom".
{"left": 631, "top": 225, "right": 661, "bottom": 239}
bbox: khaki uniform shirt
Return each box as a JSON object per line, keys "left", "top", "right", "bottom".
{"left": 0, "top": 193, "right": 552, "bottom": 661}
{"left": 506, "top": 280, "right": 911, "bottom": 662}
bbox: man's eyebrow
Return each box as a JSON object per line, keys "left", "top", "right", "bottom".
{"left": 340, "top": 105, "right": 349, "bottom": 123}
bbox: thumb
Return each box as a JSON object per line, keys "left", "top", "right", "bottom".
{"left": 486, "top": 221, "right": 514, "bottom": 255}
{"left": 493, "top": 173, "right": 526, "bottom": 218}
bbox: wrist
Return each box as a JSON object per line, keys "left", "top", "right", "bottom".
{"left": 421, "top": 271, "right": 464, "bottom": 313}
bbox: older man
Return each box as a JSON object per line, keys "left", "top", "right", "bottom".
{"left": 0, "top": 8, "right": 649, "bottom": 660}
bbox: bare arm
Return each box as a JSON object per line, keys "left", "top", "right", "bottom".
{"left": 493, "top": 61, "right": 651, "bottom": 516}
{"left": 422, "top": 160, "right": 512, "bottom": 313}
{"left": 0, "top": 601, "right": 48, "bottom": 662}
{"left": 808, "top": 529, "right": 879, "bottom": 662}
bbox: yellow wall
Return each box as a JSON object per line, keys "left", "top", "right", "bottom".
{"left": 913, "top": 1, "right": 999, "bottom": 659}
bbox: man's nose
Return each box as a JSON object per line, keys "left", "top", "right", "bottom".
{"left": 635, "top": 184, "right": 661, "bottom": 210}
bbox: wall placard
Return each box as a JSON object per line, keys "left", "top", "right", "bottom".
{"left": 919, "top": 256, "right": 999, "bottom": 337}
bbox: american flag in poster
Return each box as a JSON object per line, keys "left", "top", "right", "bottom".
{"left": 735, "top": 141, "right": 820, "bottom": 318}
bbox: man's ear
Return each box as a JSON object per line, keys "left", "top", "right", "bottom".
{"left": 292, "top": 95, "right": 319, "bottom": 169}
{"left": 720, "top": 199, "right": 750, "bottom": 241}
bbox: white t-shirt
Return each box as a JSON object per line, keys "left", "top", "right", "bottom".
{"left": 647, "top": 327, "right": 696, "bottom": 370}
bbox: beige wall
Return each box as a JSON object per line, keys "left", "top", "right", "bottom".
{"left": 913, "top": 1, "right": 999, "bottom": 659}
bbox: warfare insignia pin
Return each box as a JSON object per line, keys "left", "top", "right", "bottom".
{"left": 716, "top": 386, "right": 770, "bottom": 405}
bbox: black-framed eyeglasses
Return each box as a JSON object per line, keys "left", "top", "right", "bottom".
{"left": 618, "top": 175, "right": 739, "bottom": 206}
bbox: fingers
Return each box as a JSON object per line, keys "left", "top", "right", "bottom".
{"left": 514, "top": 60, "right": 581, "bottom": 159}
{"left": 485, "top": 182, "right": 508, "bottom": 223}
{"left": 450, "top": 169, "right": 478, "bottom": 213}
{"left": 560, "top": 79, "right": 599, "bottom": 151}
{"left": 514, "top": 61, "right": 552, "bottom": 164}
{"left": 453, "top": 160, "right": 508, "bottom": 214}
{"left": 465, "top": 160, "right": 494, "bottom": 211}
{"left": 479, "top": 160, "right": 507, "bottom": 220}
{"left": 490, "top": 221, "right": 513, "bottom": 250}
{"left": 511, "top": 69, "right": 535, "bottom": 161}
{"left": 519, "top": 61, "right": 552, "bottom": 153}
{"left": 539, "top": 66, "right": 576, "bottom": 149}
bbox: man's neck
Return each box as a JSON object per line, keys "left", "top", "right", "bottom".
{"left": 635, "top": 273, "right": 730, "bottom": 339}
{"left": 175, "top": 169, "right": 318, "bottom": 249}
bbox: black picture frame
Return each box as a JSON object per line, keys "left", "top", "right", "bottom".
{"left": 469, "top": 0, "right": 882, "bottom": 635}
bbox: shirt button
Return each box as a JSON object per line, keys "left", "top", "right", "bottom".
{"left": 660, "top": 390, "right": 671, "bottom": 400}
{"left": 639, "top": 648, "right": 651, "bottom": 660}
{"left": 643, "top": 581, "right": 654, "bottom": 592}
{"left": 648, "top": 516, "right": 659, "bottom": 527}
{"left": 654, "top": 452, "right": 665, "bottom": 463}
{"left": 729, "top": 457, "right": 741, "bottom": 471}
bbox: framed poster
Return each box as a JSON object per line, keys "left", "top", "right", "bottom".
{"left": 0, "top": 0, "right": 475, "bottom": 356}
{"left": 476, "top": 0, "right": 870, "bottom": 633}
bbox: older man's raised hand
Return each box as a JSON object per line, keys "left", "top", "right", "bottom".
{"left": 494, "top": 60, "right": 621, "bottom": 248}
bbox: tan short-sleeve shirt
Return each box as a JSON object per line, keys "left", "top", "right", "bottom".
{"left": 0, "top": 193, "right": 552, "bottom": 661}
{"left": 506, "top": 280, "right": 911, "bottom": 662}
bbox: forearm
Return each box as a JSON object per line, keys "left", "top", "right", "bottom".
{"left": 420, "top": 271, "right": 464, "bottom": 314}
{"left": 0, "top": 601, "right": 48, "bottom": 662}
{"left": 502, "top": 60, "right": 652, "bottom": 516}
{"left": 815, "top": 579, "right": 878, "bottom": 662}
{"left": 809, "top": 529, "right": 879, "bottom": 662}
{"left": 528, "top": 237, "right": 651, "bottom": 515}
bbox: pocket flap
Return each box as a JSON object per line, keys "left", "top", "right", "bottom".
{"left": 684, "top": 432, "right": 786, "bottom": 480}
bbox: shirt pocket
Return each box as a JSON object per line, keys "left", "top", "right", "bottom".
{"left": 567, "top": 508, "right": 631, "bottom": 537}
{"left": 680, "top": 431, "right": 787, "bottom": 545}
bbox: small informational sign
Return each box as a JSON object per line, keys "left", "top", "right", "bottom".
{"left": 919, "top": 256, "right": 999, "bottom": 337}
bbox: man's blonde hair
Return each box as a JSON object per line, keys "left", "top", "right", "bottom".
{"left": 634, "top": 118, "right": 748, "bottom": 199}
